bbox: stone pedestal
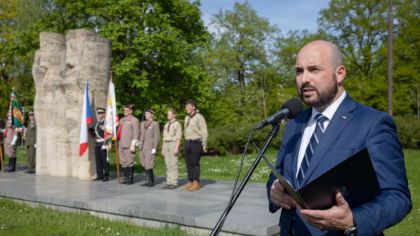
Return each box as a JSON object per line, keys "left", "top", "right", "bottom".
{"left": 32, "top": 29, "right": 111, "bottom": 180}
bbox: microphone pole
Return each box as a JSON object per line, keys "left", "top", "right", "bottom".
{"left": 210, "top": 122, "right": 282, "bottom": 236}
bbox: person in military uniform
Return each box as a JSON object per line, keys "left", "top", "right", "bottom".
{"left": 183, "top": 99, "right": 208, "bottom": 191}
{"left": 1, "top": 121, "right": 17, "bottom": 172}
{"left": 25, "top": 112, "right": 36, "bottom": 174}
{"left": 161, "top": 108, "right": 182, "bottom": 189}
{"left": 92, "top": 107, "right": 110, "bottom": 181}
{"left": 138, "top": 109, "right": 160, "bottom": 187}
{"left": 117, "top": 104, "right": 140, "bottom": 184}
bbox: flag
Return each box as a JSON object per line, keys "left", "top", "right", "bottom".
{"left": 104, "top": 79, "right": 118, "bottom": 147}
{"left": 9, "top": 90, "right": 24, "bottom": 128}
{"left": 79, "top": 81, "right": 92, "bottom": 157}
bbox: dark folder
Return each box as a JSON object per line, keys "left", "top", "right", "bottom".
{"left": 265, "top": 147, "right": 380, "bottom": 210}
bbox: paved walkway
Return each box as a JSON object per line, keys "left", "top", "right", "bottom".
{"left": 0, "top": 169, "right": 280, "bottom": 235}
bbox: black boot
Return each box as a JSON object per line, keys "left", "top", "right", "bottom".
{"left": 5, "top": 158, "right": 12, "bottom": 172}
{"left": 121, "top": 167, "right": 128, "bottom": 184}
{"left": 148, "top": 169, "right": 154, "bottom": 187}
{"left": 11, "top": 158, "right": 16, "bottom": 172}
{"left": 125, "top": 166, "right": 133, "bottom": 185}
{"left": 125, "top": 167, "right": 131, "bottom": 185}
{"left": 140, "top": 170, "right": 149, "bottom": 186}
{"left": 129, "top": 166, "right": 134, "bottom": 184}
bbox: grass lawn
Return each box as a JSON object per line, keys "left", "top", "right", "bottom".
{"left": 384, "top": 149, "right": 420, "bottom": 235}
{"left": 0, "top": 198, "right": 187, "bottom": 236}
{"left": 5, "top": 147, "right": 420, "bottom": 234}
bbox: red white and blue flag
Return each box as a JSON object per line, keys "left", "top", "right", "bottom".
{"left": 79, "top": 80, "right": 92, "bottom": 156}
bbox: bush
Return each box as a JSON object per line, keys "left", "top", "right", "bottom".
{"left": 394, "top": 115, "right": 420, "bottom": 149}
{"left": 207, "top": 120, "right": 285, "bottom": 155}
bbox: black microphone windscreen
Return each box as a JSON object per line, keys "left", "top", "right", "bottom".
{"left": 281, "top": 98, "right": 304, "bottom": 119}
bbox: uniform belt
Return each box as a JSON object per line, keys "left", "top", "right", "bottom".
{"left": 186, "top": 139, "right": 201, "bottom": 143}
{"left": 96, "top": 138, "right": 104, "bottom": 143}
{"left": 164, "top": 140, "right": 176, "bottom": 142}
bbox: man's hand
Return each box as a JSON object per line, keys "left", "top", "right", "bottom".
{"left": 270, "top": 179, "right": 297, "bottom": 210}
{"left": 300, "top": 192, "right": 354, "bottom": 231}
{"left": 151, "top": 148, "right": 156, "bottom": 155}
{"left": 173, "top": 148, "right": 178, "bottom": 156}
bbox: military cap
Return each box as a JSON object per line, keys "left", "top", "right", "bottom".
{"left": 146, "top": 109, "right": 155, "bottom": 115}
{"left": 96, "top": 107, "right": 106, "bottom": 113}
{"left": 28, "top": 111, "right": 34, "bottom": 116}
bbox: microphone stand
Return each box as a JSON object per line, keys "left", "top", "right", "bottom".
{"left": 210, "top": 122, "right": 282, "bottom": 236}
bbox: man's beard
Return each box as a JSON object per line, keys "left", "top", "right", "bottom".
{"left": 299, "top": 74, "right": 338, "bottom": 109}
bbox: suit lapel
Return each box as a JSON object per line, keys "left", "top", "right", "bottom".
{"left": 301, "top": 96, "right": 357, "bottom": 186}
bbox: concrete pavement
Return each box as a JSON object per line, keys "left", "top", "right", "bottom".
{"left": 0, "top": 169, "right": 280, "bottom": 235}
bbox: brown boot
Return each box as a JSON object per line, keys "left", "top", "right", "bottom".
{"left": 183, "top": 181, "right": 193, "bottom": 191}
{"left": 188, "top": 180, "right": 201, "bottom": 191}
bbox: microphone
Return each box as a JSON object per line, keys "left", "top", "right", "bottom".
{"left": 254, "top": 98, "right": 304, "bottom": 130}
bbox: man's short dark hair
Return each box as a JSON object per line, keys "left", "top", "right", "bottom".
{"left": 124, "top": 103, "right": 135, "bottom": 110}
{"left": 185, "top": 99, "right": 196, "bottom": 107}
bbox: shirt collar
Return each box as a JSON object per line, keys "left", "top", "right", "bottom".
{"left": 310, "top": 91, "right": 347, "bottom": 121}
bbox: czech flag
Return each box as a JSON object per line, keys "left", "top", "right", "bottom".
{"left": 79, "top": 80, "right": 92, "bottom": 156}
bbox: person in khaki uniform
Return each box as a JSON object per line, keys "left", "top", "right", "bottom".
{"left": 117, "top": 104, "right": 140, "bottom": 184}
{"left": 183, "top": 99, "right": 208, "bottom": 191}
{"left": 138, "top": 109, "right": 160, "bottom": 187}
{"left": 25, "top": 112, "right": 36, "bottom": 174}
{"left": 161, "top": 108, "right": 182, "bottom": 189}
{"left": 1, "top": 121, "right": 17, "bottom": 172}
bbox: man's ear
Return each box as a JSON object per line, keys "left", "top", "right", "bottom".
{"left": 336, "top": 65, "right": 346, "bottom": 86}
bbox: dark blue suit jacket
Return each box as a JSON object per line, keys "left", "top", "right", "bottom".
{"left": 266, "top": 95, "right": 412, "bottom": 235}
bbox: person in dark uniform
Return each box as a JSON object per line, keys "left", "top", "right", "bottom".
{"left": 92, "top": 107, "right": 110, "bottom": 181}
{"left": 25, "top": 112, "right": 36, "bottom": 173}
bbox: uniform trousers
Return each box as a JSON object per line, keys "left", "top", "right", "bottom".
{"left": 140, "top": 149, "right": 155, "bottom": 170}
{"left": 95, "top": 143, "right": 109, "bottom": 178}
{"left": 119, "top": 146, "right": 134, "bottom": 168}
{"left": 184, "top": 140, "right": 202, "bottom": 182}
{"left": 163, "top": 141, "right": 178, "bottom": 185}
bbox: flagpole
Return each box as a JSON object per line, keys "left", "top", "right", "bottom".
{"left": 115, "top": 140, "right": 120, "bottom": 183}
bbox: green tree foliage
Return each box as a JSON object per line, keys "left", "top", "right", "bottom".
{"left": 0, "top": 0, "right": 43, "bottom": 116}
{"left": 317, "top": 0, "right": 420, "bottom": 118}
{"left": 392, "top": 0, "right": 420, "bottom": 117}
{"left": 317, "top": 0, "right": 390, "bottom": 111}
{"left": 1, "top": 0, "right": 418, "bottom": 151}
{"left": 1, "top": 0, "right": 212, "bottom": 120}
{"left": 203, "top": 2, "right": 278, "bottom": 153}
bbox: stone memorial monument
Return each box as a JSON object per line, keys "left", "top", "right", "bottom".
{"left": 32, "top": 29, "right": 111, "bottom": 179}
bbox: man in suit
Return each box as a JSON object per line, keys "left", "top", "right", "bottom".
{"left": 118, "top": 104, "right": 140, "bottom": 184}
{"left": 138, "top": 109, "right": 160, "bottom": 187}
{"left": 25, "top": 112, "right": 36, "bottom": 174}
{"left": 266, "top": 40, "right": 411, "bottom": 235}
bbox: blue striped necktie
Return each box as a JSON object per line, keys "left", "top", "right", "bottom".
{"left": 297, "top": 114, "right": 328, "bottom": 187}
